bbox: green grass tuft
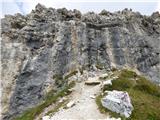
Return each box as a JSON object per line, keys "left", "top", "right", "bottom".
{"left": 53, "top": 74, "right": 66, "bottom": 88}
{"left": 96, "top": 63, "right": 104, "bottom": 70}
{"left": 134, "top": 76, "right": 160, "bottom": 97}
{"left": 64, "top": 70, "right": 78, "bottom": 80}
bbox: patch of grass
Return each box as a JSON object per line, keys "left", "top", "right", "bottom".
{"left": 53, "top": 74, "right": 63, "bottom": 80}
{"left": 97, "top": 69, "right": 160, "bottom": 120}
{"left": 45, "top": 99, "right": 68, "bottom": 116}
{"left": 103, "top": 78, "right": 135, "bottom": 91}
{"left": 120, "top": 69, "right": 137, "bottom": 79}
{"left": 96, "top": 63, "right": 104, "bottom": 70}
{"left": 134, "top": 76, "right": 160, "bottom": 97}
{"left": 64, "top": 70, "right": 78, "bottom": 80}
{"left": 53, "top": 71, "right": 78, "bottom": 88}
{"left": 53, "top": 74, "right": 66, "bottom": 88}
{"left": 14, "top": 81, "right": 76, "bottom": 120}
{"left": 111, "top": 67, "right": 118, "bottom": 72}
{"left": 128, "top": 89, "right": 160, "bottom": 120}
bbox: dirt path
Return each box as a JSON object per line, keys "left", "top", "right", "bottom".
{"left": 43, "top": 81, "right": 120, "bottom": 120}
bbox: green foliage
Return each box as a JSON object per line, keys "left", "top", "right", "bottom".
{"left": 64, "top": 70, "right": 78, "bottom": 80}
{"left": 97, "top": 69, "right": 160, "bottom": 120}
{"left": 14, "top": 81, "right": 75, "bottom": 120}
{"left": 134, "top": 76, "right": 160, "bottom": 97}
{"left": 53, "top": 70, "right": 78, "bottom": 88}
{"left": 96, "top": 63, "right": 104, "bottom": 70}
{"left": 103, "top": 78, "right": 135, "bottom": 92}
{"left": 53, "top": 74, "right": 63, "bottom": 80}
{"left": 120, "top": 69, "right": 137, "bottom": 78}
{"left": 53, "top": 74, "right": 65, "bottom": 88}
{"left": 45, "top": 100, "right": 68, "bottom": 116}
{"left": 111, "top": 67, "right": 118, "bottom": 72}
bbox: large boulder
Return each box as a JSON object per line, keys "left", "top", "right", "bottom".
{"left": 101, "top": 90, "right": 133, "bottom": 118}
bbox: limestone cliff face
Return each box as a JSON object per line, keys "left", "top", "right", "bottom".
{"left": 1, "top": 4, "right": 160, "bottom": 119}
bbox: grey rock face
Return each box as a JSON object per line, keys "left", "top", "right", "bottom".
{"left": 1, "top": 4, "right": 160, "bottom": 119}
{"left": 101, "top": 90, "right": 133, "bottom": 118}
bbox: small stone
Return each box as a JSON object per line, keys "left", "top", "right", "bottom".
{"left": 68, "top": 88, "right": 75, "bottom": 92}
{"left": 58, "top": 97, "right": 67, "bottom": 103}
{"left": 104, "top": 90, "right": 110, "bottom": 93}
{"left": 42, "top": 115, "right": 50, "bottom": 120}
{"left": 58, "top": 99, "right": 63, "bottom": 103}
{"left": 112, "top": 76, "right": 119, "bottom": 79}
{"left": 66, "top": 101, "right": 75, "bottom": 108}
{"left": 90, "top": 95, "right": 96, "bottom": 99}
{"left": 100, "top": 73, "right": 108, "bottom": 78}
{"left": 103, "top": 79, "right": 112, "bottom": 85}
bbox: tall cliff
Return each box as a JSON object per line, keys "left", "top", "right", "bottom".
{"left": 1, "top": 4, "right": 160, "bottom": 119}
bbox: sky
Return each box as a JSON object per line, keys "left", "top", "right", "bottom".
{"left": 1, "top": 0, "right": 160, "bottom": 18}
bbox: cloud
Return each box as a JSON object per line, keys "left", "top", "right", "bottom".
{"left": 1, "top": 0, "right": 159, "bottom": 18}
{"left": 14, "top": 0, "right": 25, "bottom": 14}
{"left": 157, "top": 1, "right": 160, "bottom": 12}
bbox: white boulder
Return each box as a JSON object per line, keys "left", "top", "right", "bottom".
{"left": 101, "top": 90, "right": 133, "bottom": 118}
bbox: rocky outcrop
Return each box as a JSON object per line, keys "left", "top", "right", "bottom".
{"left": 1, "top": 4, "right": 160, "bottom": 119}
{"left": 101, "top": 90, "right": 134, "bottom": 118}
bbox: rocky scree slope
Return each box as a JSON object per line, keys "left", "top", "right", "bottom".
{"left": 1, "top": 3, "right": 160, "bottom": 120}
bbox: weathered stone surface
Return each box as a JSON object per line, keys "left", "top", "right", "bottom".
{"left": 85, "top": 77, "right": 101, "bottom": 85}
{"left": 1, "top": 3, "right": 160, "bottom": 119}
{"left": 99, "top": 73, "right": 109, "bottom": 79}
{"left": 66, "top": 101, "right": 76, "bottom": 108}
{"left": 101, "top": 90, "right": 133, "bottom": 118}
{"left": 103, "top": 79, "right": 112, "bottom": 85}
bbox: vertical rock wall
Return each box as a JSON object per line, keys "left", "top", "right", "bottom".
{"left": 1, "top": 4, "right": 160, "bottom": 119}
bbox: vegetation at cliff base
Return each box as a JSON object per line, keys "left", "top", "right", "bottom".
{"left": 96, "top": 69, "right": 160, "bottom": 120}
{"left": 14, "top": 81, "right": 75, "bottom": 120}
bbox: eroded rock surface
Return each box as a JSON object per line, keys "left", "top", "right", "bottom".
{"left": 101, "top": 90, "right": 133, "bottom": 118}
{"left": 1, "top": 4, "right": 160, "bottom": 119}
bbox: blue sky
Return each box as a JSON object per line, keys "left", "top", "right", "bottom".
{"left": 1, "top": 0, "right": 160, "bottom": 18}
